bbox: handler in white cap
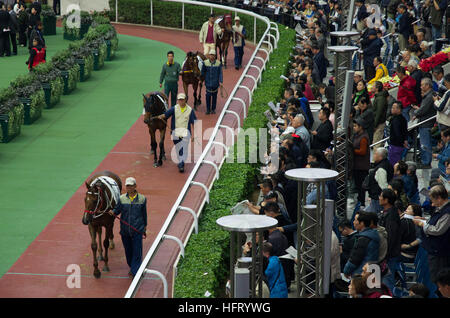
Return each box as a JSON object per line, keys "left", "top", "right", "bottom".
{"left": 158, "top": 93, "right": 197, "bottom": 172}
{"left": 201, "top": 48, "right": 223, "bottom": 115}
{"left": 110, "top": 176, "right": 148, "bottom": 278}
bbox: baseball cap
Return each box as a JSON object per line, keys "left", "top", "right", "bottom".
{"left": 368, "top": 29, "right": 377, "bottom": 36}
{"left": 235, "top": 16, "right": 240, "bottom": 20}
{"left": 209, "top": 49, "right": 216, "bottom": 55}
{"left": 355, "top": 71, "right": 364, "bottom": 77}
{"left": 125, "top": 177, "right": 136, "bottom": 186}
{"left": 177, "top": 93, "right": 186, "bottom": 100}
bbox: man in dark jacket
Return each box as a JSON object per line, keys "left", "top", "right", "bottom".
{"left": 430, "top": 0, "right": 447, "bottom": 53}
{"left": 353, "top": 118, "right": 371, "bottom": 207}
{"left": 379, "top": 188, "right": 402, "bottom": 293}
{"left": 201, "top": 49, "right": 223, "bottom": 115}
{"left": 355, "top": 97, "right": 375, "bottom": 144}
{"left": 338, "top": 219, "right": 358, "bottom": 270}
{"left": 414, "top": 184, "right": 450, "bottom": 284}
{"left": 111, "top": 177, "right": 148, "bottom": 277}
{"left": 343, "top": 211, "right": 380, "bottom": 277}
{"left": 362, "top": 29, "right": 383, "bottom": 81}
{"left": 311, "top": 107, "right": 334, "bottom": 151}
{"left": 371, "top": 82, "right": 388, "bottom": 149}
{"left": 0, "top": 2, "right": 11, "bottom": 57}
{"left": 7, "top": 4, "right": 17, "bottom": 55}
{"left": 412, "top": 78, "right": 437, "bottom": 168}
{"left": 388, "top": 101, "right": 408, "bottom": 166}
{"left": 396, "top": 4, "right": 414, "bottom": 51}
{"left": 312, "top": 44, "right": 327, "bottom": 82}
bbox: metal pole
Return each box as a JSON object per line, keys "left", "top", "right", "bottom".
{"left": 251, "top": 231, "right": 256, "bottom": 298}
{"left": 115, "top": 0, "right": 118, "bottom": 23}
{"left": 150, "top": 0, "right": 153, "bottom": 26}
{"left": 346, "top": 0, "right": 356, "bottom": 31}
{"left": 296, "top": 180, "right": 302, "bottom": 297}
{"left": 230, "top": 231, "right": 235, "bottom": 298}
{"left": 182, "top": 3, "right": 185, "bottom": 30}
{"left": 258, "top": 230, "right": 263, "bottom": 298}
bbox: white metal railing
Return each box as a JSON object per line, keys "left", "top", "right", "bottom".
{"left": 370, "top": 115, "right": 437, "bottom": 148}
{"left": 124, "top": 0, "right": 279, "bottom": 298}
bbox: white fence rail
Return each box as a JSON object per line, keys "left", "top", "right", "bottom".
{"left": 123, "top": 0, "right": 279, "bottom": 298}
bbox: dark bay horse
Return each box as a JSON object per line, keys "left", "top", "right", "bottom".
{"left": 182, "top": 51, "right": 203, "bottom": 110}
{"left": 216, "top": 14, "right": 233, "bottom": 68}
{"left": 143, "top": 91, "right": 168, "bottom": 167}
{"left": 82, "top": 170, "right": 122, "bottom": 278}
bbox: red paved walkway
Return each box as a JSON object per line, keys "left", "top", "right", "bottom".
{"left": 0, "top": 24, "right": 264, "bottom": 297}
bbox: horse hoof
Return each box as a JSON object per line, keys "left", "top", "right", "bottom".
{"left": 103, "top": 266, "right": 110, "bottom": 272}
{"left": 158, "top": 161, "right": 163, "bottom": 167}
{"left": 94, "top": 270, "right": 101, "bottom": 279}
{"left": 153, "top": 162, "right": 160, "bottom": 168}
{"left": 162, "top": 155, "right": 167, "bottom": 161}
{"left": 98, "top": 255, "right": 104, "bottom": 261}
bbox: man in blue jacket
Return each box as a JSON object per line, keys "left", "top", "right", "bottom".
{"left": 263, "top": 242, "right": 288, "bottom": 298}
{"left": 201, "top": 49, "right": 223, "bottom": 115}
{"left": 312, "top": 44, "right": 327, "bottom": 82}
{"left": 343, "top": 211, "right": 380, "bottom": 277}
{"left": 433, "top": 129, "right": 450, "bottom": 176}
{"left": 111, "top": 177, "right": 148, "bottom": 277}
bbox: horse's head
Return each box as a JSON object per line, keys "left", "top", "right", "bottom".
{"left": 143, "top": 94, "right": 153, "bottom": 125}
{"left": 82, "top": 181, "right": 104, "bottom": 225}
{"left": 185, "top": 52, "right": 201, "bottom": 78}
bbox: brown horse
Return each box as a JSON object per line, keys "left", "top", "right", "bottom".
{"left": 182, "top": 51, "right": 203, "bottom": 110}
{"left": 143, "top": 91, "right": 168, "bottom": 167}
{"left": 216, "top": 14, "right": 233, "bottom": 69}
{"left": 82, "top": 170, "right": 122, "bottom": 278}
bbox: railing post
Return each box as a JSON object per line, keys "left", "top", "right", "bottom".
{"left": 150, "top": 0, "right": 153, "bottom": 26}
{"left": 115, "top": 0, "right": 118, "bottom": 23}
{"left": 182, "top": 3, "right": 185, "bottom": 30}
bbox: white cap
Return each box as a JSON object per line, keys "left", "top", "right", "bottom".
{"left": 354, "top": 71, "right": 364, "bottom": 77}
{"left": 177, "top": 93, "right": 186, "bottom": 100}
{"left": 281, "top": 126, "right": 295, "bottom": 135}
{"left": 234, "top": 16, "right": 240, "bottom": 20}
{"left": 125, "top": 177, "right": 136, "bottom": 186}
{"left": 209, "top": 49, "right": 216, "bottom": 55}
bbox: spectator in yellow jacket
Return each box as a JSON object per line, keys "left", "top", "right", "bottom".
{"left": 368, "top": 56, "right": 388, "bottom": 84}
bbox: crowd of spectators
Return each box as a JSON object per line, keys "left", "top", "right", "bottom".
{"left": 228, "top": 0, "right": 450, "bottom": 298}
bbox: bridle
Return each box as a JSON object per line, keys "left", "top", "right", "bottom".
{"left": 144, "top": 93, "right": 168, "bottom": 124}
{"left": 84, "top": 184, "right": 111, "bottom": 219}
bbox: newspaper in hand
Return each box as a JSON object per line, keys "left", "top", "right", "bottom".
{"left": 231, "top": 200, "right": 252, "bottom": 215}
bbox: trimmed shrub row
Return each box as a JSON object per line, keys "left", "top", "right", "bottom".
{"left": 173, "top": 25, "right": 296, "bottom": 297}
{"left": 0, "top": 13, "right": 119, "bottom": 143}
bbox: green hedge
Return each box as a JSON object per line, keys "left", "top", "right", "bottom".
{"left": 0, "top": 88, "right": 23, "bottom": 143}
{"left": 173, "top": 25, "right": 295, "bottom": 298}
{"left": 108, "top": 0, "right": 266, "bottom": 43}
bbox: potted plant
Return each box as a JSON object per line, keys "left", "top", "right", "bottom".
{"left": 69, "top": 41, "right": 94, "bottom": 82}
{"left": 10, "top": 74, "right": 45, "bottom": 125}
{"left": 94, "top": 23, "right": 119, "bottom": 60}
{"left": 32, "top": 62, "right": 64, "bottom": 108}
{"left": 41, "top": 5, "right": 56, "bottom": 36}
{"left": 0, "top": 88, "right": 24, "bottom": 143}
{"left": 84, "top": 29, "right": 108, "bottom": 70}
{"left": 51, "top": 50, "right": 80, "bottom": 95}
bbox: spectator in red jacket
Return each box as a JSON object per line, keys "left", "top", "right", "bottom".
{"left": 396, "top": 66, "right": 417, "bottom": 122}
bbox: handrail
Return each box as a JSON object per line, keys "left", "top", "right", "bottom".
{"left": 370, "top": 115, "right": 437, "bottom": 148}
{"left": 124, "top": 0, "right": 278, "bottom": 298}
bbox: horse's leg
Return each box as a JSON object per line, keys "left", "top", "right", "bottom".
{"left": 102, "top": 224, "right": 112, "bottom": 272}
{"left": 183, "top": 80, "right": 189, "bottom": 104}
{"left": 193, "top": 81, "right": 199, "bottom": 110}
{"left": 97, "top": 226, "right": 104, "bottom": 261}
{"left": 158, "top": 127, "right": 166, "bottom": 166}
{"left": 149, "top": 129, "right": 158, "bottom": 167}
{"left": 89, "top": 224, "right": 101, "bottom": 278}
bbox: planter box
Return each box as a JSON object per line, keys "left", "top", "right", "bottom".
{"left": 0, "top": 105, "right": 24, "bottom": 143}
{"left": 93, "top": 43, "right": 107, "bottom": 71}
{"left": 41, "top": 77, "right": 63, "bottom": 108}
{"left": 76, "top": 56, "right": 93, "bottom": 82}
{"left": 59, "top": 64, "right": 80, "bottom": 95}
{"left": 20, "top": 91, "right": 45, "bottom": 125}
{"left": 43, "top": 15, "right": 57, "bottom": 36}
{"left": 64, "top": 22, "right": 92, "bottom": 41}
{"left": 93, "top": 49, "right": 100, "bottom": 71}
{"left": 106, "top": 40, "right": 112, "bottom": 61}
